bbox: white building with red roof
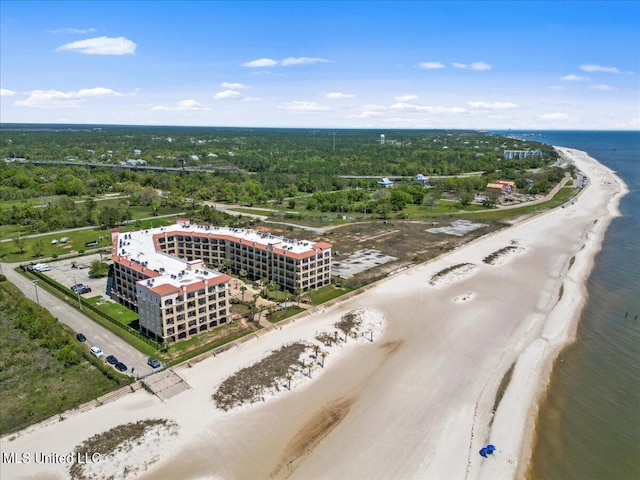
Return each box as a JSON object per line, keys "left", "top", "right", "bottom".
{"left": 111, "top": 219, "right": 332, "bottom": 342}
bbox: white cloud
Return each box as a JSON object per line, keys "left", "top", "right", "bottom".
{"left": 590, "top": 84, "right": 616, "bottom": 91}
{"left": 362, "top": 104, "right": 388, "bottom": 111}
{"left": 326, "top": 92, "right": 354, "bottom": 99}
{"left": 47, "top": 27, "right": 97, "bottom": 34}
{"left": 452, "top": 61, "right": 492, "bottom": 71}
{"left": 561, "top": 74, "right": 590, "bottom": 81}
{"left": 469, "top": 62, "right": 491, "bottom": 71}
{"left": 177, "top": 99, "right": 204, "bottom": 110}
{"left": 242, "top": 58, "right": 278, "bottom": 68}
{"left": 243, "top": 57, "right": 330, "bottom": 68}
{"left": 550, "top": 85, "right": 565, "bottom": 90}
{"left": 418, "top": 61, "right": 445, "bottom": 70}
{"left": 394, "top": 94, "right": 418, "bottom": 102}
{"left": 390, "top": 103, "right": 466, "bottom": 114}
{"left": 1, "top": 88, "right": 16, "bottom": 97}
{"left": 214, "top": 90, "right": 242, "bottom": 100}
{"left": 468, "top": 101, "right": 518, "bottom": 109}
{"left": 241, "top": 96, "right": 262, "bottom": 102}
{"left": 278, "top": 101, "right": 331, "bottom": 112}
{"left": 56, "top": 36, "right": 136, "bottom": 55}
{"left": 538, "top": 112, "right": 570, "bottom": 120}
{"left": 220, "top": 82, "right": 247, "bottom": 89}
{"left": 75, "top": 87, "right": 126, "bottom": 97}
{"left": 14, "top": 87, "right": 128, "bottom": 108}
{"left": 347, "top": 110, "right": 382, "bottom": 118}
{"left": 280, "top": 57, "right": 329, "bottom": 66}
{"left": 151, "top": 99, "right": 209, "bottom": 111}
{"left": 579, "top": 64, "right": 622, "bottom": 74}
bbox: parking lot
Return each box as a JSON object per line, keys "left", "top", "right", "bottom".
{"left": 42, "top": 253, "right": 111, "bottom": 299}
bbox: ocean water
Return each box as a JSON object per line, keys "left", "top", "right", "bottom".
{"left": 499, "top": 131, "right": 640, "bottom": 479}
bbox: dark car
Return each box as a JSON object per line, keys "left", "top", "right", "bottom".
{"left": 71, "top": 283, "right": 84, "bottom": 292}
{"left": 106, "top": 355, "right": 118, "bottom": 365}
{"left": 115, "top": 362, "right": 128, "bottom": 372}
{"left": 76, "top": 332, "right": 87, "bottom": 342}
{"left": 78, "top": 286, "right": 92, "bottom": 294}
{"left": 147, "top": 357, "right": 161, "bottom": 368}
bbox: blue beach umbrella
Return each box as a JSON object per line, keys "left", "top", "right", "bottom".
{"left": 486, "top": 444, "right": 496, "bottom": 452}
{"left": 479, "top": 448, "right": 488, "bottom": 458}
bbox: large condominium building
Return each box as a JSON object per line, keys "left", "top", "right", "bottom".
{"left": 111, "top": 219, "right": 332, "bottom": 342}
{"left": 502, "top": 149, "right": 543, "bottom": 160}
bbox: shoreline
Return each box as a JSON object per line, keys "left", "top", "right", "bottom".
{"left": 515, "top": 147, "right": 629, "bottom": 479}
{"left": 0, "top": 147, "right": 627, "bottom": 480}
{"left": 478, "top": 146, "right": 628, "bottom": 480}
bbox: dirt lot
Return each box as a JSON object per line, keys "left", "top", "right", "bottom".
{"left": 277, "top": 218, "right": 506, "bottom": 288}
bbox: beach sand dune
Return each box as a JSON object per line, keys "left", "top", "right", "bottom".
{"left": 0, "top": 148, "right": 626, "bottom": 480}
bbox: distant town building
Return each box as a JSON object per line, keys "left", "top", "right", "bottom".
{"left": 503, "top": 149, "right": 543, "bottom": 160}
{"left": 414, "top": 174, "right": 429, "bottom": 186}
{"left": 379, "top": 134, "right": 385, "bottom": 145}
{"left": 121, "top": 159, "right": 147, "bottom": 166}
{"left": 486, "top": 180, "right": 516, "bottom": 194}
{"left": 378, "top": 177, "right": 394, "bottom": 188}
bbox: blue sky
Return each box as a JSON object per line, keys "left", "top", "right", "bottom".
{"left": 1, "top": 1, "right": 639, "bottom": 129}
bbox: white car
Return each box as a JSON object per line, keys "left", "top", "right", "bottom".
{"left": 90, "top": 346, "right": 104, "bottom": 358}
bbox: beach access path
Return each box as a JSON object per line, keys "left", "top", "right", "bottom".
{"left": 0, "top": 147, "right": 626, "bottom": 480}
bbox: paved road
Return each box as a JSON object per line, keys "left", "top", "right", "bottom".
{"left": 2, "top": 262, "right": 156, "bottom": 378}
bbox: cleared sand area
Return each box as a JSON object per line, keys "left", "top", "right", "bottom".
{"left": 0, "top": 147, "right": 626, "bottom": 480}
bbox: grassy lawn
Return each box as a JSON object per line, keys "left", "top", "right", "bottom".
{"left": 266, "top": 306, "right": 305, "bottom": 323}
{"left": 0, "top": 229, "right": 112, "bottom": 263}
{"left": 403, "top": 201, "right": 489, "bottom": 217}
{"left": 164, "top": 319, "right": 262, "bottom": 366}
{"left": 306, "top": 285, "right": 353, "bottom": 305}
{"left": 227, "top": 207, "right": 280, "bottom": 216}
{"left": 85, "top": 296, "right": 139, "bottom": 327}
{"left": 262, "top": 288, "right": 295, "bottom": 302}
{"left": 0, "top": 281, "right": 121, "bottom": 435}
{"left": 0, "top": 216, "right": 180, "bottom": 263}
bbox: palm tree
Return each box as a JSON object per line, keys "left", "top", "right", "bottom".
{"left": 286, "top": 373, "right": 292, "bottom": 390}
{"left": 240, "top": 285, "right": 247, "bottom": 302}
{"left": 320, "top": 351, "right": 327, "bottom": 368}
{"left": 312, "top": 344, "right": 320, "bottom": 359}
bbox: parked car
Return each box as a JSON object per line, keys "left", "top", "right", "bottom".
{"left": 76, "top": 286, "right": 92, "bottom": 294}
{"left": 76, "top": 332, "right": 87, "bottom": 342}
{"left": 90, "top": 346, "right": 104, "bottom": 358}
{"left": 115, "top": 362, "right": 128, "bottom": 372}
{"left": 71, "top": 283, "right": 84, "bottom": 292}
{"left": 106, "top": 355, "right": 118, "bottom": 365}
{"left": 147, "top": 357, "right": 161, "bottom": 368}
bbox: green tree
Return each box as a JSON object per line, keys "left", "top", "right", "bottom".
{"left": 13, "top": 236, "right": 26, "bottom": 254}
{"left": 89, "top": 260, "right": 109, "bottom": 278}
{"left": 458, "top": 191, "right": 474, "bottom": 207}
{"left": 32, "top": 239, "right": 45, "bottom": 257}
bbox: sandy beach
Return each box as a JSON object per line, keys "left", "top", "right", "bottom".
{"left": 0, "top": 147, "right": 627, "bottom": 480}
